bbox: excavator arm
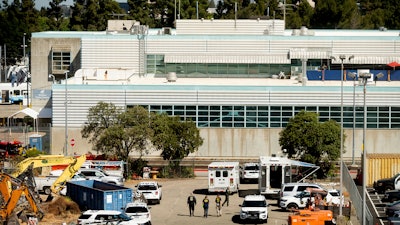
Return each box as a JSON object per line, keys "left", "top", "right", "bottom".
{"left": 0, "top": 173, "right": 44, "bottom": 224}
{"left": 11, "top": 155, "right": 81, "bottom": 178}
{"left": 51, "top": 155, "right": 86, "bottom": 194}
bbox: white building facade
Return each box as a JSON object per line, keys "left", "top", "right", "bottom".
{"left": 30, "top": 19, "right": 400, "bottom": 160}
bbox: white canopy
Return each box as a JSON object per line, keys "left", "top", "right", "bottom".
{"left": 7, "top": 108, "right": 39, "bottom": 134}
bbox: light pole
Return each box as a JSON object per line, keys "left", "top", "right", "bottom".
{"left": 65, "top": 71, "right": 69, "bottom": 156}
{"left": 359, "top": 72, "right": 370, "bottom": 225}
{"left": 347, "top": 72, "right": 357, "bottom": 165}
{"left": 22, "top": 33, "right": 29, "bottom": 107}
{"left": 330, "top": 54, "right": 354, "bottom": 217}
{"left": 359, "top": 72, "right": 384, "bottom": 225}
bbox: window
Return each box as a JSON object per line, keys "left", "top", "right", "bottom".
{"left": 52, "top": 50, "right": 70, "bottom": 72}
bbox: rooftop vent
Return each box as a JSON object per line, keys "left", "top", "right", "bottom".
{"left": 166, "top": 72, "right": 177, "bottom": 82}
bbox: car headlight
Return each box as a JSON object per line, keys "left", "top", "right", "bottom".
{"left": 281, "top": 199, "right": 287, "bottom": 202}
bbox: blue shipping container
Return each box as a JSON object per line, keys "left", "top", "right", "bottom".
{"left": 67, "top": 180, "right": 133, "bottom": 211}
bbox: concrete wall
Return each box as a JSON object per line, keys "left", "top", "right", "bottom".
{"left": 49, "top": 127, "right": 400, "bottom": 161}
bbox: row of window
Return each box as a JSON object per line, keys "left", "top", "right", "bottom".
{"left": 137, "top": 105, "right": 400, "bottom": 129}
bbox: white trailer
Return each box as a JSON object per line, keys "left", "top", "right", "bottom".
{"left": 208, "top": 161, "right": 240, "bottom": 193}
{"left": 258, "top": 156, "right": 319, "bottom": 196}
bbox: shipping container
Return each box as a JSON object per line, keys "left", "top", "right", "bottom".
{"left": 67, "top": 180, "right": 133, "bottom": 211}
{"left": 365, "top": 154, "right": 400, "bottom": 186}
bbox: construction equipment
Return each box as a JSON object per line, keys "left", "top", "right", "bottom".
{"left": 0, "top": 173, "right": 44, "bottom": 225}
{"left": 10, "top": 155, "right": 87, "bottom": 195}
{"left": 288, "top": 209, "right": 336, "bottom": 225}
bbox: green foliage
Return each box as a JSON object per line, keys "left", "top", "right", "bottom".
{"left": 151, "top": 114, "right": 204, "bottom": 164}
{"left": 81, "top": 103, "right": 203, "bottom": 174}
{"left": 158, "top": 164, "right": 194, "bottom": 178}
{"left": 279, "top": 111, "right": 343, "bottom": 179}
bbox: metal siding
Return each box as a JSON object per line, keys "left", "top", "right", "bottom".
{"left": 367, "top": 154, "right": 400, "bottom": 186}
{"left": 52, "top": 85, "right": 400, "bottom": 127}
{"left": 81, "top": 38, "right": 139, "bottom": 69}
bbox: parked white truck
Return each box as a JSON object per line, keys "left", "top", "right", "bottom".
{"left": 34, "top": 172, "right": 87, "bottom": 195}
{"left": 208, "top": 161, "right": 240, "bottom": 193}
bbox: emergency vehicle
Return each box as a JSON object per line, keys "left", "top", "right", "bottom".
{"left": 208, "top": 161, "right": 240, "bottom": 193}
{"left": 258, "top": 156, "right": 319, "bottom": 197}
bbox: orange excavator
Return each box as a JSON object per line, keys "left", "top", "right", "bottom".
{"left": 0, "top": 173, "right": 44, "bottom": 225}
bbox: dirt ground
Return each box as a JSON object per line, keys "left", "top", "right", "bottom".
{"left": 34, "top": 179, "right": 144, "bottom": 225}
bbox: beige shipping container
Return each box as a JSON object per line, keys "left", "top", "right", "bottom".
{"left": 366, "top": 154, "right": 400, "bottom": 186}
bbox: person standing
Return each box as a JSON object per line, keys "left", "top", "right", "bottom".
{"left": 222, "top": 187, "right": 231, "bottom": 207}
{"left": 202, "top": 195, "right": 209, "bottom": 218}
{"left": 187, "top": 192, "right": 197, "bottom": 217}
{"left": 215, "top": 194, "right": 222, "bottom": 216}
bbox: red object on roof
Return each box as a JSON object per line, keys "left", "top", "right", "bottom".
{"left": 387, "top": 61, "right": 400, "bottom": 68}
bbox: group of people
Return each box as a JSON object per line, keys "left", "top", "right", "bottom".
{"left": 187, "top": 187, "right": 231, "bottom": 218}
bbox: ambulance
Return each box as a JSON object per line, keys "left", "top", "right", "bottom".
{"left": 208, "top": 161, "right": 240, "bottom": 193}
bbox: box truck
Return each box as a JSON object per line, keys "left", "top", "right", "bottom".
{"left": 208, "top": 161, "right": 240, "bottom": 193}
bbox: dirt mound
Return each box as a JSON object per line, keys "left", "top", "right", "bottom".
{"left": 40, "top": 196, "right": 81, "bottom": 224}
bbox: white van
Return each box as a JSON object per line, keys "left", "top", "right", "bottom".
{"left": 208, "top": 162, "right": 240, "bottom": 193}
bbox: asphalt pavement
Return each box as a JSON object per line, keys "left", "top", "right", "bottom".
{"left": 125, "top": 177, "right": 290, "bottom": 225}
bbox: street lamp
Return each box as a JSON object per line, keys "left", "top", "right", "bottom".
{"left": 330, "top": 54, "right": 354, "bottom": 217}
{"left": 359, "top": 72, "right": 371, "bottom": 225}
{"left": 347, "top": 72, "right": 357, "bottom": 165}
{"left": 358, "top": 71, "right": 383, "bottom": 225}
{"left": 21, "top": 33, "right": 29, "bottom": 107}
{"left": 65, "top": 71, "right": 69, "bottom": 156}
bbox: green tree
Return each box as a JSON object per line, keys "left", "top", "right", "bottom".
{"left": 0, "top": 0, "right": 40, "bottom": 64}
{"left": 70, "top": 0, "right": 123, "bottom": 31}
{"left": 81, "top": 101, "right": 122, "bottom": 149}
{"left": 279, "top": 111, "right": 342, "bottom": 178}
{"left": 97, "top": 106, "right": 154, "bottom": 177}
{"left": 151, "top": 113, "right": 203, "bottom": 168}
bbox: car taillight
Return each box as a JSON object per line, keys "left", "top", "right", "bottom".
{"left": 230, "top": 178, "right": 233, "bottom": 185}
{"left": 210, "top": 178, "right": 214, "bottom": 186}
{"left": 155, "top": 191, "right": 158, "bottom": 195}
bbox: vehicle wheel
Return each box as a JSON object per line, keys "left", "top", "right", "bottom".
{"left": 44, "top": 187, "right": 52, "bottom": 195}
{"left": 385, "top": 186, "right": 394, "bottom": 193}
{"left": 287, "top": 203, "right": 299, "bottom": 211}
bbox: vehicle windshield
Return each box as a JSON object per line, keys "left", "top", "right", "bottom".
{"left": 295, "top": 192, "right": 310, "bottom": 198}
{"left": 245, "top": 165, "right": 259, "bottom": 170}
{"left": 125, "top": 207, "right": 149, "bottom": 213}
{"left": 138, "top": 185, "right": 157, "bottom": 190}
{"left": 242, "top": 200, "right": 266, "bottom": 207}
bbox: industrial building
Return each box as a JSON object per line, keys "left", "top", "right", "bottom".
{"left": 26, "top": 19, "right": 400, "bottom": 160}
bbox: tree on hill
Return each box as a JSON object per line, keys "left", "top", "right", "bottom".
{"left": 279, "top": 111, "right": 343, "bottom": 178}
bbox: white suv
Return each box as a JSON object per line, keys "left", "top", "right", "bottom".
{"left": 240, "top": 163, "right": 260, "bottom": 183}
{"left": 239, "top": 195, "right": 269, "bottom": 223}
{"left": 135, "top": 181, "right": 162, "bottom": 204}
{"left": 77, "top": 210, "right": 137, "bottom": 225}
{"left": 124, "top": 201, "right": 151, "bottom": 222}
{"left": 279, "top": 190, "right": 332, "bottom": 211}
{"left": 79, "top": 168, "right": 125, "bottom": 186}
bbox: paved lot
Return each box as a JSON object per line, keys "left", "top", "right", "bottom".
{"left": 125, "top": 177, "right": 290, "bottom": 225}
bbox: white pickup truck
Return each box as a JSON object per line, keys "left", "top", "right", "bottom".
{"left": 34, "top": 171, "right": 87, "bottom": 195}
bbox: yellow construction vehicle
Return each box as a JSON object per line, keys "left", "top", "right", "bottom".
{"left": 10, "top": 154, "right": 87, "bottom": 195}
{"left": 0, "top": 173, "right": 44, "bottom": 225}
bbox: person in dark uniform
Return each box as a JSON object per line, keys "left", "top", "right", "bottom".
{"left": 187, "top": 192, "right": 197, "bottom": 217}
{"left": 222, "top": 187, "right": 231, "bottom": 207}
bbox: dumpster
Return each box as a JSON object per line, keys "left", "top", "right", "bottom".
{"left": 67, "top": 180, "right": 133, "bottom": 211}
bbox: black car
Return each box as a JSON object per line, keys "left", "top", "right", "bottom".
{"left": 385, "top": 200, "right": 400, "bottom": 217}
{"left": 383, "top": 190, "right": 400, "bottom": 202}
